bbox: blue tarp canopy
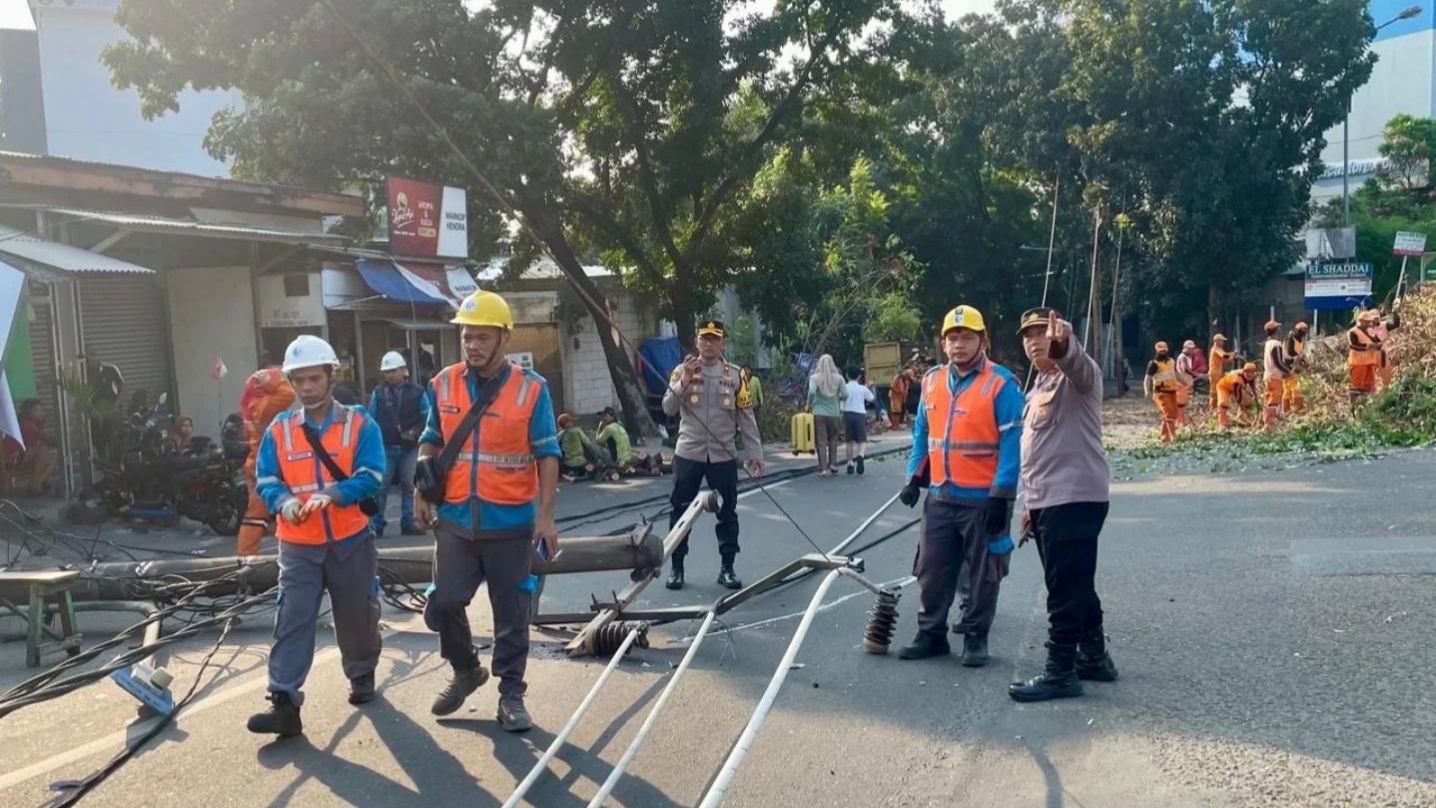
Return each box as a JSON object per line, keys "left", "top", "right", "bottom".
{"left": 639, "top": 336, "right": 682, "bottom": 396}
{"left": 355, "top": 258, "right": 449, "bottom": 305}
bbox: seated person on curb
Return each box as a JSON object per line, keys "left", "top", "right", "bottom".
{"left": 558, "top": 413, "right": 619, "bottom": 482}
{"left": 596, "top": 406, "right": 666, "bottom": 476}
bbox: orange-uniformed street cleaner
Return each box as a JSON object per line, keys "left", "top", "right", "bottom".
{"left": 415, "top": 290, "right": 561, "bottom": 733}
{"left": 248, "top": 335, "right": 385, "bottom": 737}
{"left": 1008, "top": 308, "right": 1117, "bottom": 702}
{"left": 1282, "top": 323, "right": 1309, "bottom": 413}
{"left": 1144, "top": 342, "right": 1180, "bottom": 442}
{"left": 1261, "top": 320, "right": 1288, "bottom": 429}
{"left": 1349, "top": 308, "right": 1400, "bottom": 403}
{"left": 1208, "top": 334, "right": 1235, "bottom": 408}
{"left": 896, "top": 305, "right": 1022, "bottom": 666}
{"left": 1216, "top": 363, "right": 1259, "bottom": 431}
{"left": 662, "top": 319, "right": 765, "bottom": 591}
{"left": 237, "top": 367, "right": 295, "bottom": 556}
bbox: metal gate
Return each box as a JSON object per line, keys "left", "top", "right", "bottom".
{"left": 25, "top": 283, "right": 60, "bottom": 446}
{"left": 76, "top": 275, "right": 173, "bottom": 405}
{"left": 507, "top": 323, "right": 564, "bottom": 414}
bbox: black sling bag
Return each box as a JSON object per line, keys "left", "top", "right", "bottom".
{"left": 299, "top": 421, "right": 381, "bottom": 517}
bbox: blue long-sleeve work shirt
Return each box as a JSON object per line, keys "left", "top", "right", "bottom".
{"left": 906, "top": 357, "right": 1024, "bottom": 504}
{"left": 255, "top": 402, "right": 386, "bottom": 545}
{"left": 418, "top": 366, "right": 562, "bottom": 534}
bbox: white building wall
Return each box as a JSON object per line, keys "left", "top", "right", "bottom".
{"left": 1313, "top": 28, "right": 1436, "bottom": 204}
{"left": 563, "top": 288, "right": 650, "bottom": 417}
{"left": 166, "top": 265, "right": 257, "bottom": 436}
{"left": 29, "top": 0, "right": 238, "bottom": 176}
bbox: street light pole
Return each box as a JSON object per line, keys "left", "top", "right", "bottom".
{"left": 1344, "top": 6, "right": 1423, "bottom": 226}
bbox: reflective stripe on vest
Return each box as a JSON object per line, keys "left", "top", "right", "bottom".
{"left": 1151, "top": 358, "right": 1178, "bottom": 393}
{"left": 436, "top": 362, "right": 541, "bottom": 507}
{"left": 922, "top": 363, "right": 1005, "bottom": 490}
{"left": 271, "top": 406, "right": 370, "bottom": 545}
{"left": 1348, "top": 327, "right": 1380, "bottom": 366}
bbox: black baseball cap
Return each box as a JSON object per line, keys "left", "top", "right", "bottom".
{"left": 1017, "top": 307, "right": 1055, "bottom": 336}
{"left": 697, "top": 320, "right": 726, "bottom": 337}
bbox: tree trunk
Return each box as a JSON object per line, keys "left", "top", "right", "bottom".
{"left": 527, "top": 211, "right": 661, "bottom": 438}
{"left": 1208, "top": 283, "right": 1221, "bottom": 343}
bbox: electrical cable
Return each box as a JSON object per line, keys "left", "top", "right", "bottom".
{"left": 50, "top": 615, "right": 239, "bottom": 807}
{"left": 313, "top": 0, "right": 836, "bottom": 566}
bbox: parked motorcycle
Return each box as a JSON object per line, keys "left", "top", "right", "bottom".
{"left": 71, "top": 390, "right": 248, "bottom": 536}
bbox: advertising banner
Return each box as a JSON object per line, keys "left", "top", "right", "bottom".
{"left": 1393, "top": 230, "right": 1427, "bottom": 257}
{"left": 1304, "top": 262, "right": 1372, "bottom": 310}
{"left": 387, "top": 177, "right": 468, "bottom": 259}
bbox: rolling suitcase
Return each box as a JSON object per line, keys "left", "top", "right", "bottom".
{"left": 790, "top": 412, "right": 816, "bottom": 455}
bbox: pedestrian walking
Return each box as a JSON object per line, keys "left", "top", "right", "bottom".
{"left": 369, "top": 350, "right": 427, "bottom": 536}
{"left": 808, "top": 354, "right": 847, "bottom": 476}
{"left": 662, "top": 320, "right": 765, "bottom": 591}
{"left": 415, "top": 290, "right": 562, "bottom": 733}
{"left": 247, "top": 335, "right": 385, "bottom": 737}
{"left": 841, "top": 366, "right": 875, "bottom": 475}
{"left": 897, "top": 305, "right": 1022, "bottom": 667}
{"left": 1007, "top": 308, "right": 1118, "bottom": 702}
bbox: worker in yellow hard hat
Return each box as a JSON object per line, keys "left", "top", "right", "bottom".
{"left": 898, "top": 304, "right": 1022, "bottom": 667}
{"left": 415, "top": 289, "right": 562, "bottom": 732}
{"left": 1144, "top": 341, "right": 1180, "bottom": 442}
{"left": 1281, "top": 323, "right": 1309, "bottom": 414}
{"left": 1208, "top": 334, "right": 1236, "bottom": 408}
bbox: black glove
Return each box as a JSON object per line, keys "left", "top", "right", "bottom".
{"left": 984, "top": 497, "right": 1012, "bottom": 536}
{"left": 899, "top": 478, "right": 922, "bottom": 508}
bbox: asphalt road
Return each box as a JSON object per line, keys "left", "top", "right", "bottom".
{"left": 3, "top": 438, "right": 1436, "bottom": 807}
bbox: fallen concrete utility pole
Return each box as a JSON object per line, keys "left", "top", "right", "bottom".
{"left": 63, "top": 523, "right": 660, "bottom": 603}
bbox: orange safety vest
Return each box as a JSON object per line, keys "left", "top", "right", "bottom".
{"left": 1151, "top": 357, "right": 1179, "bottom": 394}
{"left": 1348, "top": 327, "right": 1380, "bottom": 367}
{"left": 269, "top": 406, "right": 371, "bottom": 545}
{"left": 1208, "top": 347, "right": 1231, "bottom": 379}
{"left": 921, "top": 362, "right": 1007, "bottom": 490}
{"left": 434, "top": 362, "right": 541, "bottom": 506}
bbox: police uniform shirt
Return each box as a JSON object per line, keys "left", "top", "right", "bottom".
{"left": 662, "top": 360, "right": 763, "bottom": 464}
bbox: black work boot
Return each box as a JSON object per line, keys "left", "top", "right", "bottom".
{"left": 497, "top": 696, "right": 534, "bottom": 732}
{"left": 961, "top": 634, "right": 990, "bottom": 667}
{"left": 431, "top": 664, "right": 491, "bottom": 716}
{"left": 247, "top": 691, "right": 303, "bottom": 737}
{"left": 856, "top": 455, "right": 866, "bottom": 475}
{"left": 897, "top": 632, "right": 952, "bottom": 660}
{"left": 665, "top": 562, "right": 686, "bottom": 590}
{"left": 348, "top": 673, "right": 376, "bottom": 705}
{"left": 717, "top": 561, "right": 743, "bottom": 590}
{"left": 1076, "top": 633, "right": 1119, "bottom": 682}
{"left": 1009, "top": 642, "right": 1083, "bottom": 702}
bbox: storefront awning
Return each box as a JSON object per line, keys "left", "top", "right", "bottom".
{"left": 0, "top": 226, "right": 153, "bottom": 278}
{"left": 355, "top": 258, "right": 477, "bottom": 306}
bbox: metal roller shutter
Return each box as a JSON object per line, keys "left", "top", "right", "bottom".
{"left": 77, "top": 275, "right": 173, "bottom": 405}
{"left": 26, "top": 283, "right": 59, "bottom": 446}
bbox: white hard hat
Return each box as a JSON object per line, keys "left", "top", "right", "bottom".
{"left": 380, "top": 351, "right": 407, "bottom": 372}
{"left": 282, "top": 334, "right": 340, "bottom": 373}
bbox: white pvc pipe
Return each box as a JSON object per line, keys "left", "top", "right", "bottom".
{"left": 825, "top": 491, "right": 901, "bottom": 556}
{"left": 698, "top": 569, "right": 843, "bottom": 808}
{"left": 502, "top": 626, "right": 643, "bottom": 808}
{"left": 587, "top": 610, "right": 718, "bottom": 808}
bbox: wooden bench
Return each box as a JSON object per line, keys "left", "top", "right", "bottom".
{"left": 0, "top": 570, "right": 84, "bottom": 667}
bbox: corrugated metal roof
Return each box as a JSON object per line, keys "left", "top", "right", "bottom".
{"left": 38, "top": 207, "right": 352, "bottom": 246}
{"left": 476, "top": 257, "right": 614, "bottom": 282}
{"left": 0, "top": 226, "right": 153, "bottom": 276}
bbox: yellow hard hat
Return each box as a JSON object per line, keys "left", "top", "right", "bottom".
{"left": 451, "top": 290, "right": 514, "bottom": 329}
{"left": 941, "top": 305, "right": 986, "bottom": 335}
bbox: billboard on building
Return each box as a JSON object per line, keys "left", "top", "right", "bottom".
{"left": 386, "top": 177, "right": 468, "bottom": 259}
{"left": 1304, "top": 262, "right": 1373, "bottom": 310}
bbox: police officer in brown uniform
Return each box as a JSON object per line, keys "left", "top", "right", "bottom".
{"left": 662, "top": 320, "right": 765, "bottom": 590}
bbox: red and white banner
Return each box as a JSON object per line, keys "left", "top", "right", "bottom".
{"left": 387, "top": 177, "right": 468, "bottom": 259}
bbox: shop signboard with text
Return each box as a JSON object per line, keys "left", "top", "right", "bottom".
{"left": 386, "top": 177, "right": 468, "bottom": 259}
{"left": 1304, "top": 262, "right": 1372, "bottom": 310}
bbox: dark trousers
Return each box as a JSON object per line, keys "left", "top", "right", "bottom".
{"left": 427, "top": 525, "right": 533, "bottom": 697}
{"left": 1030, "top": 502, "right": 1109, "bottom": 646}
{"left": 914, "top": 497, "right": 1005, "bottom": 638}
{"left": 669, "top": 456, "right": 740, "bottom": 564}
